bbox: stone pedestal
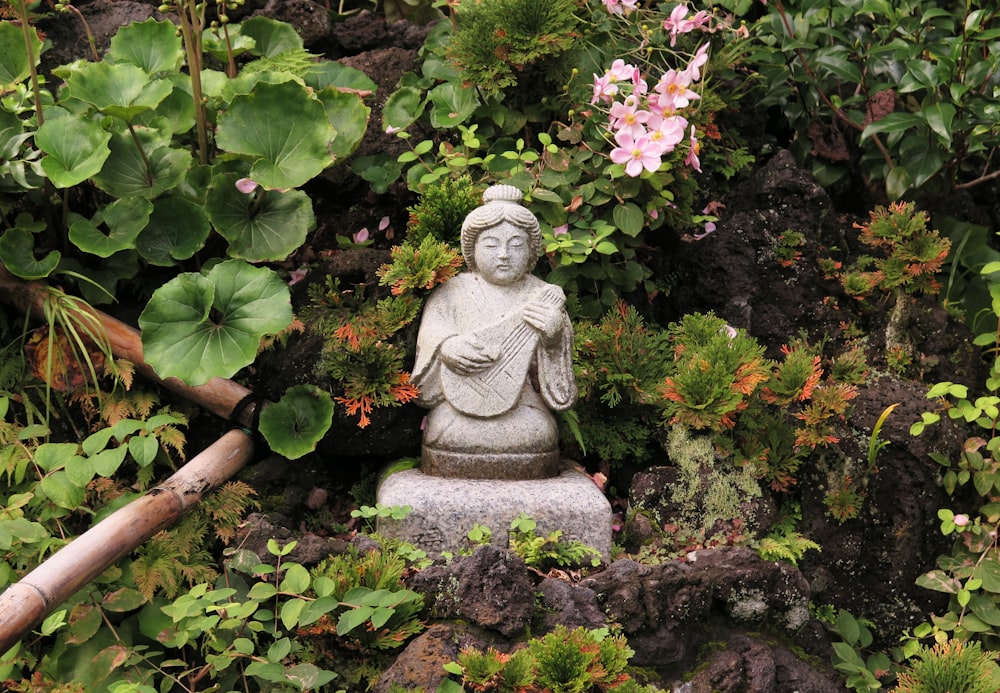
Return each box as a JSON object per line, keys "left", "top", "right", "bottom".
{"left": 376, "top": 466, "right": 613, "bottom": 561}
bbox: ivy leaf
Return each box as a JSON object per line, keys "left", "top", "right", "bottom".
{"left": 259, "top": 385, "right": 334, "bottom": 460}
{"left": 139, "top": 260, "right": 293, "bottom": 386}
{"left": 216, "top": 81, "right": 334, "bottom": 189}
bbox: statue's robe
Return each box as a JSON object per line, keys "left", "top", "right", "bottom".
{"left": 412, "top": 272, "right": 576, "bottom": 478}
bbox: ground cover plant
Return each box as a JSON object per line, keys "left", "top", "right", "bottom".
{"left": 0, "top": 0, "right": 999, "bottom": 691}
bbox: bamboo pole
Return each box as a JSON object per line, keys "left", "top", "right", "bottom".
{"left": 0, "top": 428, "right": 254, "bottom": 654}
{"left": 0, "top": 266, "right": 258, "bottom": 426}
{"left": 0, "top": 267, "right": 267, "bottom": 651}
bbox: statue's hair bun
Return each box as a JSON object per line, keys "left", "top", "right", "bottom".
{"left": 482, "top": 184, "right": 523, "bottom": 205}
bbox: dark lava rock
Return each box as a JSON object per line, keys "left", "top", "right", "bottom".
{"left": 406, "top": 546, "right": 535, "bottom": 637}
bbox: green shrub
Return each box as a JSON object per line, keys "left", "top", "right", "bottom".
{"left": 892, "top": 640, "right": 999, "bottom": 693}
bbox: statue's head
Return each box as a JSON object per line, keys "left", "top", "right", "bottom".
{"left": 461, "top": 186, "right": 542, "bottom": 282}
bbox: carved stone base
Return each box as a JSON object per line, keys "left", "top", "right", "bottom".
{"left": 421, "top": 446, "right": 560, "bottom": 480}
{"left": 375, "top": 466, "right": 613, "bottom": 561}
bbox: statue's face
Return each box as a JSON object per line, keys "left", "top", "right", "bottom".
{"left": 474, "top": 222, "right": 533, "bottom": 286}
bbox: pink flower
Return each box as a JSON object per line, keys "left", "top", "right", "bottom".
{"left": 591, "top": 59, "right": 637, "bottom": 104}
{"left": 235, "top": 177, "right": 258, "bottom": 194}
{"left": 651, "top": 69, "right": 700, "bottom": 114}
{"left": 288, "top": 266, "right": 309, "bottom": 286}
{"left": 685, "top": 125, "right": 702, "bottom": 172}
{"left": 385, "top": 125, "right": 401, "bottom": 135}
{"left": 663, "top": 4, "right": 711, "bottom": 46}
{"left": 552, "top": 223, "right": 569, "bottom": 236}
{"left": 647, "top": 113, "right": 688, "bottom": 154}
{"left": 609, "top": 96, "right": 651, "bottom": 139}
{"left": 610, "top": 130, "right": 662, "bottom": 177}
{"left": 954, "top": 514, "right": 970, "bottom": 527}
{"left": 378, "top": 215, "right": 391, "bottom": 231}
{"left": 630, "top": 67, "right": 648, "bottom": 97}
{"left": 684, "top": 43, "right": 710, "bottom": 82}
{"left": 603, "top": 0, "right": 639, "bottom": 15}
{"left": 592, "top": 72, "right": 617, "bottom": 104}
{"left": 353, "top": 227, "right": 370, "bottom": 243}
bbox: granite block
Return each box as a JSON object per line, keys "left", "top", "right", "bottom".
{"left": 376, "top": 467, "right": 613, "bottom": 561}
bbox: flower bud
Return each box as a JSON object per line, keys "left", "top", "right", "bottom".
{"left": 953, "top": 513, "right": 970, "bottom": 527}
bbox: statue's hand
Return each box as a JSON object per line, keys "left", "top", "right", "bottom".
{"left": 522, "top": 300, "right": 564, "bottom": 346}
{"left": 440, "top": 335, "right": 499, "bottom": 375}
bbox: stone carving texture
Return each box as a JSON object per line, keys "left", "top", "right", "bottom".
{"left": 412, "top": 185, "right": 576, "bottom": 479}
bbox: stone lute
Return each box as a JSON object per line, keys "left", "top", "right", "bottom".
{"left": 440, "top": 286, "right": 564, "bottom": 418}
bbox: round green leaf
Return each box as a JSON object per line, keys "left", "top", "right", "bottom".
{"left": 320, "top": 88, "right": 370, "bottom": 161}
{"left": 216, "top": 81, "right": 334, "bottom": 189}
{"left": 139, "top": 260, "right": 293, "bottom": 386}
{"left": 137, "top": 196, "right": 211, "bottom": 265}
{"left": 612, "top": 202, "right": 644, "bottom": 237}
{"left": 94, "top": 130, "right": 192, "bottom": 199}
{"left": 241, "top": 16, "right": 303, "bottom": 57}
{"left": 0, "top": 22, "right": 42, "bottom": 89}
{"left": 206, "top": 173, "right": 315, "bottom": 262}
{"left": 65, "top": 61, "right": 173, "bottom": 122}
{"left": 428, "top": 82, "right": 478, "bottom": 128}
{"left": 258, "top": 385, "right": 334, "bottom": 460}
{"left": 0, "top": 228, "right": 60, "bottom": 279}
{"left": 40, "top": 470, "right": 86, "bottom": 509}
{"left": 69, "top": 196, "right": 152, "bottom": 258}
{"left": 382, "top": 86, "right": 426, "bottom": 132}
{"left": 35, "top": 114, "right": 112, "bottom": 189}
{"left": 202, "top": 23, "right": 257, "bottom": 64}
{"left": 305, "top": 61, "right": 377, "bottom": 93}
{"left": 109, "top": 19, "right": 184, "bottom": 74}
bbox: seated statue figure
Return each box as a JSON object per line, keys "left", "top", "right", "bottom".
{"left": 412, "top": 185, "right": 576, "bottom": 480}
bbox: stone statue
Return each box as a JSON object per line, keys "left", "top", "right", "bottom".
{"left": 412, "top": 185, "right": 576, "bottom": 480}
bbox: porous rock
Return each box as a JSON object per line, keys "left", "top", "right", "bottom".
{"left": 405, "top": 546, "right": 535, "bottom": 637}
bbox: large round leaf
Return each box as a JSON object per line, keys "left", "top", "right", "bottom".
{"left": 305, "top": 62, "right": 377, "bottom": 93}
{"left": 0, "top": 22, "right": 41, "bottom": 89}
{"left": 65, "top": 61, "right": 173, "bottom": 122}
{"left": 215, "top": 81, "right": 334, "bottom": 189}
{"left": 139, "top": 260, "right": 292, "bottom": 386}
{"left": 319, "top": 88, "right": 370, "bottom": 160}
{"left": 241, "top": 16, "right": 303, "bottom": 57}
{"left": 137, "top": 196, "right": 211, "bottom": 265}
{"left": 93, "top": 129, "right": 192, "bottom": 199}
{"left": 68, "top": 197, "right": 152, "bottom": 258}
{"left": 35, "top": 114, "right": 112, "bottom": 189}
{"left": 0, "top": 228, "right": 60, "bottom": 280}
{"left": 108, "top": 19, "right": 184, "bottom": 74}
{"left": 259, "top": 385, "right": 334, "bottom": 460}
{"left": 206, "top": 172, "right": 315, "bottom": 262}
